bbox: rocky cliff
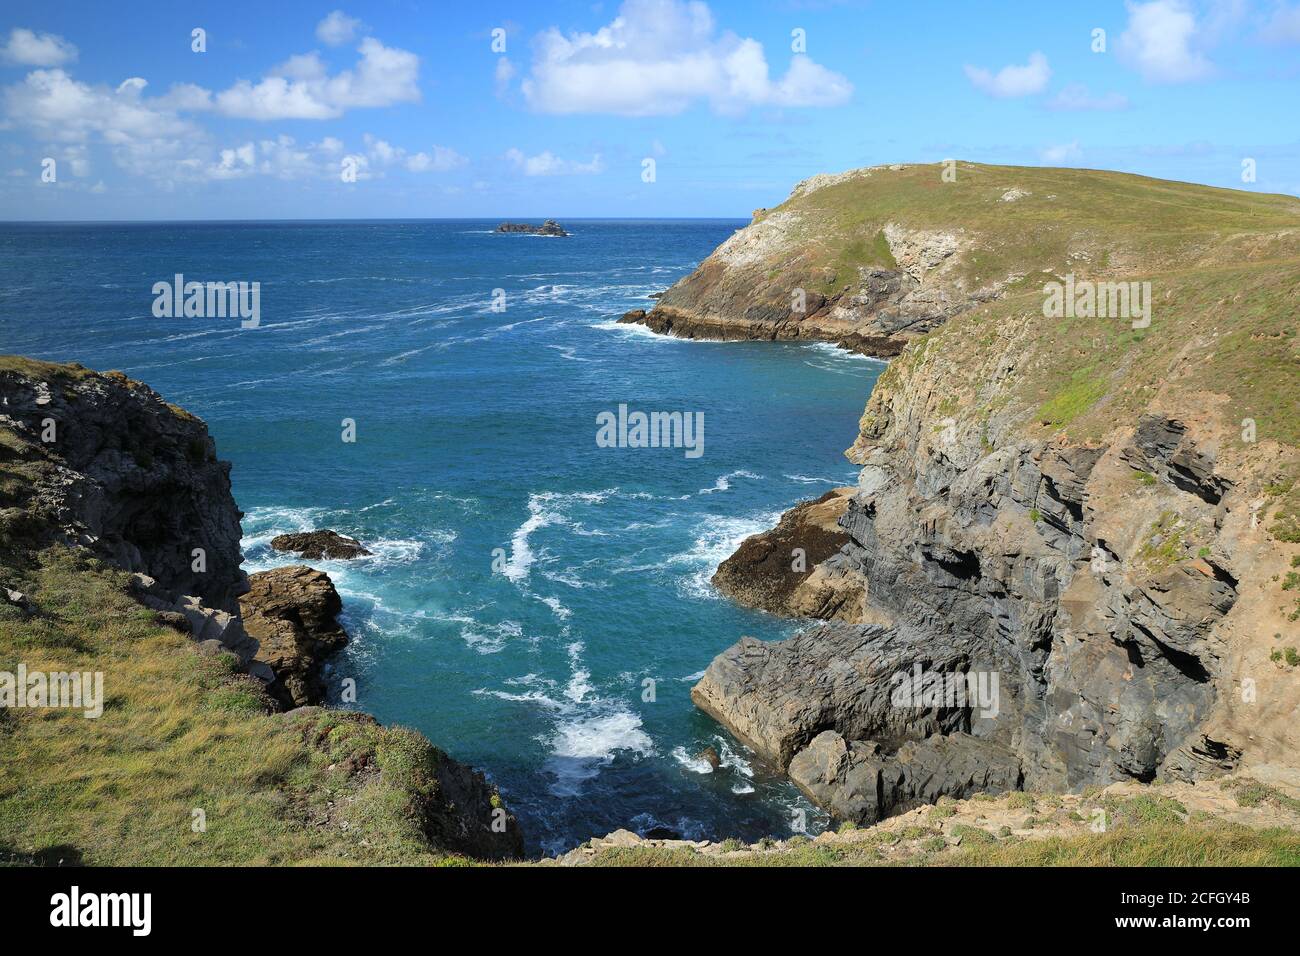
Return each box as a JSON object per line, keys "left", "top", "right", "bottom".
{"left": 691, "top": 165, "right": 1300, "bottom": 825}
{"left": 0, "top": 356, "right": 524, "bottom": 862}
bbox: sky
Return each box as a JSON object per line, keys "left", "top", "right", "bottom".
{"left": 0, "top": 0, "right": 1297, "bottom": 220}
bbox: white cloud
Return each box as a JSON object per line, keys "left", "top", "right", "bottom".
{"left": 1118, "top": 1, "right": 1213, "bottom": 82}
{"left": 359, "top": 134, "right": 467, "bottom": 173}
{"left": 212, "top": 38, "right": 420, "bottom": 119}
{"left": 963, "top": 52, "right": 1051, "bottom": 98}
{"left": 505, "top": 148, "right": 604, "bottom": 176}
{"left": 1041, "top": 141, "right": 1083, "bottom": 164}
{"left": 1046, "top": 83, "right": 1129, "bottom": 111}
{"left": 154, "top": 82, "right": 213, "bottom": 111}
{"left": 2, "top": 69, "right": 195, "bottom": 144}
{"left": 1, "top": 28, "right": 78, "bottom": 67}
{"left": 406, "top": 145, "right": 467, "bottom": 172}
{"left": 519, "top": 0, "right": 851, "bottom": 115}
{"left": 316, "top": 10, "right": 363, "bottom": 46}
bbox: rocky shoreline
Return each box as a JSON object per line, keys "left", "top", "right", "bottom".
{"left": 0, "top": 356, "right": 524, "bottom": 861}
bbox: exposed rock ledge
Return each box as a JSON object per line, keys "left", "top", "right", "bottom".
{"left": 691, "top": 622, "right": 1022, "bottom": 824}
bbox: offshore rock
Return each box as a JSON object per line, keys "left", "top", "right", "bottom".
{"left": 270, "top": 529, "right": 372, "bottom": 560}
{"left": 496, "top": 219, "right": 568, "bottom": 237}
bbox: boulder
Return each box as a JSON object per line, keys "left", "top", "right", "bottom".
{"left": 690, "top": 623, "right": 980, "bottom": 770}
{"left": 240, "top": 565, "right": 349, "bottom": 708}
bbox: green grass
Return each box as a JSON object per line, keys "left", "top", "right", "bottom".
{"left": 0, "top": 547, "right": 465, "bottom": 866}
{"left": 1036, "top": 370, "right": 1109, "bottom": 428}
{"left": 1221, "top": 778, "right": 1300, "bottom": 813}
{"left": 574, "top": 824, "right": 1300, "bottom": 867}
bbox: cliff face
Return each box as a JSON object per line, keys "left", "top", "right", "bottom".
{"left": 693, "top": 166, "right": 1300, "bottom": 824}
{"left": 0, "top": 356, "right": 524, "bottom": 862}
{"left": 0, "top": 358, "right": 246, "bottom": 611}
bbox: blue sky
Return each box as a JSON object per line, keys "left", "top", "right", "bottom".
{"left": 1, "top": 0, "right": 1297, "bottom": 220}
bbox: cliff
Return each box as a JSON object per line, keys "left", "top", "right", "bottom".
{"left": 693, "top": 164, "right": 1300, "bottom": 825}
{"left": 0, "top": 356, "right": 523, "bottom": 864}
{"left": 624, "top": 162, "right": 1300, "bottom": 357}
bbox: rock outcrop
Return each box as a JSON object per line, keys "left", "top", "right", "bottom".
{"left": 711, "top": 488, "right": 858, "bottom": 619}
{"left": 0, "top": 358, "right": 246, "bottom": 611}
{"left": 241, "top": 565, "right": 350, "bottom": 708}
{"left": 496, "top": 219, "right": 568, "bottom": 237}
{"left": 270, "top": 529, "right": 372, "bottom": 560}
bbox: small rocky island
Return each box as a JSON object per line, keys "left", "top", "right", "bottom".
{"left": 496, "top": 219, "right": 568, "bottom": 237}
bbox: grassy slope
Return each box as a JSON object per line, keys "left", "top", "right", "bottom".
{"left": 0, "top": 548, "right": 466, "bottom": 866}
{"left": 775, "top": 162, "right": 1300, "bottom": 293}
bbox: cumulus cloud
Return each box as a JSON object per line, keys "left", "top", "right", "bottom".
{"left": 1046, "top": 83, "right": 1129, "bottom": 111}
{"left": 519, "top": 0, "right": 851, "bottom": 115}
{"left": 505, "top": 148, "right": 604, "bottom": 175}
{"left": 2, "top": 69, "right": 194, "bottom": 144}
{"left": 316, "top": 10, "right": 363, "bottom": 46}
{"left": 1118, "top": 0, "right": 1213, "bottom": 82}
{"left": 212, "top": 38, "right": 420, "bottom": 119}
{"left": 963, "top": 52, "right": 1051, "bottom": 98}
{"left": 1, "top": 28, "right": 78, "bottom": 67}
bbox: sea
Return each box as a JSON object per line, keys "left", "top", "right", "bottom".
{"left": 0, "top": 219, "right": 884, "bottom": 854}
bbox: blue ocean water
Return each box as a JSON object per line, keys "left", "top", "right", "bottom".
{"left": 0, "top": 220, "right": 882, "bottom": 853}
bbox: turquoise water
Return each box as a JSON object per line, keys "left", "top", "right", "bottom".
{"left": 1, "top": 220, "right": 882, "bottom": 853}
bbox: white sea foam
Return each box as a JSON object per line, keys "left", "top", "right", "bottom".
{"left": 545, "top": 711, "right": 653, "bottom": 796}
{"left": 802, "top": 341, "right": 889, "bottom": 364}
{"left": 504, "top": 490, "right": 615, "bottom": 584}
{"left": 784, "top": 474, "right": 851, "bottom": 485}
{"left": 671, "top": 746, "right": 715, "bottom": 774}
{"left": 667, "top": 510, "right": 784, "bottom": 600}
{"left": 698, "top": 469, "right": 762, "bottom": 495}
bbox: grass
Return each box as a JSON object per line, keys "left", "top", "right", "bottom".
{"left": 574, "top": 824, "right": 1300, "bottom": 867}
{"left": 1135, "top": 511, "right": 1201, "bottom": 573}
{"left": 1221, "top": 778, "right": 1300, "bottom": 813}
{"left": 0, "top": 546, "right": 464, "bottom": 866}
